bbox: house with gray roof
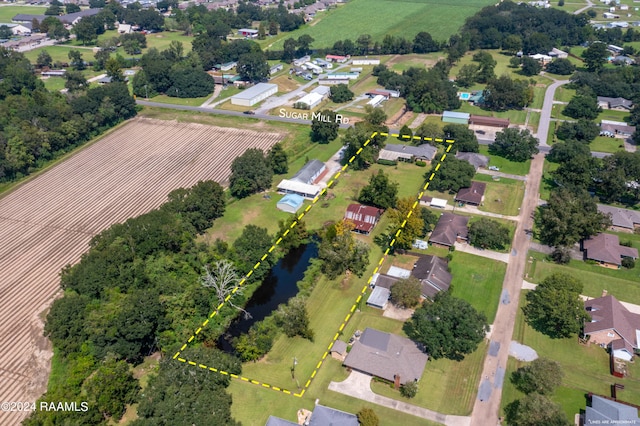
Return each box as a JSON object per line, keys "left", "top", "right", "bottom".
{"left": 597, "top": 96, "right": 634, "bottom": 111}
{"left": 291, "top": 159, "right": 326, "bottom": 185}
{"left": 582, "top": 233, "right": 638, "bottom": 268}
{"left": 455, "top": 152, "right": 489, "bottom": 170}
{"left": 343, "top": 328, "right": 428, "bottom": 386}
{"left": 265, "top": 404, "right": 358, "bottom": 426}
{"left": 584, "top": 295, "right": 640, "bottom": 361}
{"left": 598, "top": 204, "right": 640, "bottom": 232}
{"left": 429, "top": 213, "right": 469, "bottom": 248}
{"left": 378, "top": 143, "right": 436, "bottom": 163}
{"left": 411, "top": 255, "right": 452, "bottom": 299}
{"left": 584, "top": 395, "right": 640, "bottom": 425}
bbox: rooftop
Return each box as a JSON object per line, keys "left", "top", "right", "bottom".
{"left": 585, "top": 396, "right": 640, "bottom": 424}
{"left": 583, "top": 233, "right": 638, "bottom": 266}
{"left": 231, "top": 83, "right": 277, "bottom": 100}
{"left": 291, "top": 159, "right": 325, "bottom": 184}
{"left": 429, "top": 213, "right": 469, "bottom": 247}
{"left": 412, "top": 255, "right": 452, "bottom": 298}
{"left": 598, "top": 204, "right": 640, "bottom": 230}
{"left": 584, "top": 295, "right": 640, "bottom": 351}
{"left": 455, "top": 181, "right": 486, "bottom": 205}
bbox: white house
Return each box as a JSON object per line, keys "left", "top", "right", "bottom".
{"left": 352, "top": 58, "right": 381, "bottom": 65}
{"left": 0, "top": 23, "right": 31, "bottom": 35}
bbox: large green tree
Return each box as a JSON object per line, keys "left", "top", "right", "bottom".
{"left": 468, "top": 218, "right": 511, "bottom": 250}
{"left": 229, "top": 148, "right": 273, "bottom": 198}
{"left": 555, "top": 119, "right": 599, "bottom": 142}
{"left": 443, "top": 124, "right": 479, "bottom": 153}
{"left": 582, "top": 42, "right": 608, "bottom": 72}
{"left": 358, "top": 170, "right": 398, "bottom": 209}
{"left": 511, "top": 357, "right": 564, "bottom": 395}
{"left": 562, "top": 94, "right": 601, "bottom": 120}
{"left": 310, "top": 110, "right": 339, "bottom": 143}
{"left": 505, "top": 394, "right": 570, "bottom": 426}
{"left": 404, "top": 292, "right": 489, "bottom": 360}
{"left": 318, "top": 221, "right": 370, "bottom": 279}
{"left": 523, "top": 273, "right": 590, "bottom": 338}
{"left": 427, "top": 157, "right": 476, "bottom": 192}
{"left": 490, "top": 128, "right": 539, "bottom": 162}
{"left": 390, "top": 277, "right": 422, "bottom": 308}
{"left": 536, "top": 188, "right": 610, "bottom": 248}
{"left": 83, "top": 357, "right": 139, "bottom": 421}
{"left": 329, "top": 83, "right": 354, "bottom": 103}
{"left": 267, "top": 142, "right": 288, "bottom": 175}
{"left": 385, "top": 196, "right": 424, "bottom": 249}
{"left": 484, "top": 75, "right": 532, "bottom": 111}
{"left": 161, "top": 180, "right": 226, "bottom": 233}
{"left": 237, "top": 51, "right": 269, "bottom": 82}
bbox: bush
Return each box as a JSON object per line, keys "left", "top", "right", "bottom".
{"left": 551, "top": 247, "right": 571, "bottom": 264}
{"left": 620, "top": 240, "right": 633, "bottom": 247}
{"left": 357, "top": 408, "right": 380, "bottom": 426}
{"left": 400, "top": 381, "right": 418, "bottom": 398}
{"left": 377, "top": 159, "right": 398, "bottom": 166}
{"left": 622, "top": 257, "right": 635, "bottom": 269}
{"left": 415, "top": 160, "right": 426, "bottom": 167}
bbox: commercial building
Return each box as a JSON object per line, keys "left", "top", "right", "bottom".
{"left": 230, "top": 83, "right": 278, "bottom": 106}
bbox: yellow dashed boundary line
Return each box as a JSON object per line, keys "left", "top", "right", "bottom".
{"left": 173, "top": 132, "right": 454, "bottom": 398}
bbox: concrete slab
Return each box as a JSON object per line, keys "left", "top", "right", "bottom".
{"left": 489, "top": 341, "right": 500, "bottom": 357}
{"left": 477, "top": 379, "right": 492, "bottom": 402}
{"left": 501, "top": 289, "right": 510, "bottom": 305}
{"left": 509, "top": 341, "right": 538, "bottom": 362}
{"left": 494, "top": 367, "right": 505, "bottom": 389}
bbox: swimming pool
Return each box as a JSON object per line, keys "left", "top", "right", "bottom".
{"left": 459, "top": 92, "right": 471, "bottom": 100}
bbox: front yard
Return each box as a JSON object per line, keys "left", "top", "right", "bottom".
{"left": 473, "top": 174, "right": 525, "bottom": 217}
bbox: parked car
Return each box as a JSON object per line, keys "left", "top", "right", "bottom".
{"left": 488, "top": 166, "right": 500, "bottom": 171}
{"left": 243, "top": 110, "right": 255, "bottom": 115}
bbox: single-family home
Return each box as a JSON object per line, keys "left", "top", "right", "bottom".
{"left": 608, "top": 44, "right": 625, "bottom": 55}
{"left": 117, "top": 23, "right": 132, "bottom": 34}
{"left": 344, "top": 203, "right": 384, "bottom": 234}
{"left": 529, "top": 53, "right": 553, "bottom": 64}
{"left": 612, "top": 55, "right": 636, "bottom": 65}
{"left": 325, "top": 54, "right": 349, "bottom": 63}
{"left": 584, "top": 295, "right": 640, "bottom": 361}
{"left": 238, "top": 28, "right": 258, "bottom": 38}
{"left": 365, "top": 89, "right": 391, "bottom": 99}
{"left": 603, "top": 12, "right": 621, "bottom": 18}
{"left": 0, "top": 22, "right": 31, "bottom": 35}
{"left": 600, "top": 120, "right": 636, "bottom": 137}
{"left": 325, "top": 72, "right": 359, "bottom": 80}
{"left": 455, "top": 152, "right": 489, "bottom": 170}
{"left": 378, "top": 143, "right": 437, "bottom": 163}
{"left": 548, "top": 48, "right": 568, "bottom": 59}
{"left": 429, "top": 213, "right": 469, "bottom": 248}
{"left": 266, "top": 404, "right": 358, "bottom": 426}
{"left": 442, "top": 111, "right": 470, "bottom": 125}
{"left": 582, "top": 233, "right": 638, "bottom": 268}
{"left": 455, "top": 181, "right": 486, "bottom": 206}
{"left": 352, "top": 58, "right": 381, "bottom": 65}
{"left": 597, "top": 96, "right": 634, "bottom": 111}
{"left": 343, "top": 328, "right": 428, "bottom": 387}
{"left": 293, "top": 55, "right": 311, "bottom": 67}
{"left": 583, "top": 396, "right": 640, "bottom": 425}
{"left": 367, "top": 94, "right": 386, "bottom": 107}
{"left": 411, "top": 255, "right": 452, "bottom": 299}
{"left": 269, "top": 63, "right": 284, "bottom": 75}
{"left": 276, "top": 159, "right": 325, "bottom": 199}
{"left": 597, "top": 204, "right": 640, "bottom": 232}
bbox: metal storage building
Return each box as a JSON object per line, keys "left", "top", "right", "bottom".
{"left": 230, "top": 83, "right": 278, "bottom": 106}
{"left": 277, "top": 194, "right": 305, "bottom": 213}
{"left": 442, "top": 111, "right": 470, "bottom": 124}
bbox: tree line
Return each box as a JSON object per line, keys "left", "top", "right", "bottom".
{"left": 0, "top": 47, "right": 137, "bottom": 183}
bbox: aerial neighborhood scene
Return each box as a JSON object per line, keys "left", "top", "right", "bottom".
{"left": 2, "top": 0, "right": 640, "bottom": 424}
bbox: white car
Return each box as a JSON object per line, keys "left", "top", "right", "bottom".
{"left": 488, "top": 166, "right": 500, "bottom": 171}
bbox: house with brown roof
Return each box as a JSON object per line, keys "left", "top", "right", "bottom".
{"left": 582, "top": 233, "right": 638, "bottom": 268}
{"left": 344, "top": 203, "right": 383, "bottom": 235}
{"left": 455, "top": 181, "right": 486, "bottom": 206}
{"left": 343, "top": 328, "right": 428, "bottom": 386}
{"left": 429, "top": 213, "right": 469, "bottom": 248}
{"left": 584, "top": 295, "right": 640, "bottom": 361}
{"left": 411, "top": 255, "right": 452, "bottom": 299}
{"left": 598, "top": 204, "right": 640, "bottom": 233}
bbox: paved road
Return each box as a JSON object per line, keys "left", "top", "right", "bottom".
{"left": 469, "top": 152, "right": 544, "bottom": 426}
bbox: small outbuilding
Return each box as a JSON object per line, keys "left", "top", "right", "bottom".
{"left": 366, "top": 286, "right": 391, "bottom": 309}
{"left": 238, "top": 28, "right": 258, "bottom": 37}
{"left": 230, "top": 83, "right": 278, "bottom": 106}
{"left": 330, "top": 340, "right": 348, "bottom": 360}
{"left": 277, "top": 194, "right": 304, "bottom": 213}
{"left": 442, "top": 111, "right": 470, "bottom": 125}
{"left": 469, "top": 115, "right": 510, "bottom": 128}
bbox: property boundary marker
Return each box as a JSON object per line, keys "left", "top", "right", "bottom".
{"left": 173, "top": 131, "right": 455, "bottom": 398}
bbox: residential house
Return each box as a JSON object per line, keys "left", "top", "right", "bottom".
{"left": 276, "top": 159, "right": 325, "bottom": 199}
{"left": 378, "top": 143, "right": 436, "bottom": 163}
{"left": 367, "top": 94, "right": 386, "bottom": 107}
{"left": 429, "top": 213, "right": 469, "bottom": 248}
{"left": 269, "top": 63, "right": 283, "bottom": 75}
{"left": 584, "top": 295, "right": 640, "bottom": 361}
{"left": 117, "top": 23, "right": 132, "bottom": 34}
{"left": 411, "top": 255, "right": 452, "bottom": 299}
{"left": 597, "top": 96, "right": 634, "bottom": 111}
{"left": 238, "top": 28, "right": 258, "bottom": 38}
{"left": 365, "top": 89, "right": 391, "bottom": 99}
{"left": 548, "top": 47, "right": 568, "bottom": 59}
{"left": 266, "top": 404, "right": 358, "bottom": 426}
{"left": 603, "top": 12, "right": 621, "bottom": 18}
{"left": 455, "top": 152, "right": 489, "bottom": 171}
{"left": 344, "top": 203, "right": 384, "bottom": 234}
{"left": 352, "top": 58, "right": 381, "bottom": 65}
{"left": 597, "top": 204, "right": 640, "bottom": 232}
{"left": 612, "top": 55, "right": 636, "bottom": 65}
{"left": 582, "top": 233, "right": 638, "bottom": 268}
{"left": 343, "top": 328, "right": 428, "bottom": 386}
{"left": 0, "top": 22, "right": 31, "bottom": 35}
{"left": 530, "top": 53, "right": 553, "bottom": 64}
{"left": 455, "top": 181, "right": 486, "bottom": 206}
{"left": 600, "top": 120, "right": 636, "bottom": 137}
{"left": 583, "top": 395, "right": 640, "bottom": 425}
{"left": 325, "top": 54, "right": 349, "bottom": 63}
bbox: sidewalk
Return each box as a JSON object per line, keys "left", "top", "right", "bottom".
{"left": 328, "top": 371, "right": 471, "bottom": 426}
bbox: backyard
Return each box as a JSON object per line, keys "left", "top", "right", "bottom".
{"left": 473, "top": 174, "right": 526, "bottom": 217}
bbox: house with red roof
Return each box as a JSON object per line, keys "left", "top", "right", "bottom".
{"left": 344, "top": 203, "right": 383, "bottom": 235}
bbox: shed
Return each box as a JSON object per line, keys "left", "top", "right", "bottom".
{"left": 277, "top": 194, "right": 304, "bottom": 213}
{"left": 366, "top": 286, "right": 390, "bottom": 309}
{"left": 330, "top": 340, "right": 348, "bottom": 358}
{"left": 230, "top": 83, "right": 278, "bottom": 106}
{"left": 296, "top": 92, "right": 324, "bottom": 109}
{"left": 442, "top": 111, "right": 470, "bottom": 125}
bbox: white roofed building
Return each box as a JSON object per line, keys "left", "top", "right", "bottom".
{"left": 230, "top": 83, "right": 278, "bottom": 106}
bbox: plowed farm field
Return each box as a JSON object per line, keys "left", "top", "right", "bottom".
{"left": 0, "top": 117, "right": 283, "bottom": 425}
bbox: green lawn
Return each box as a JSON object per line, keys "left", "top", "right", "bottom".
{"left": 143, "top": 94, "right": 212, "bottom": 107}
{"left": 478, "top": 145, "right": 532, "bottom": 176}
{"left": 371, "top": 340, "right": 487, "bottom": 416}
{"left": 525, "top": 250, "right": 640, "bottom": 305}
{"left": 457, "top": 102, "right": 528, "bottom": 125}
{"left": 504, "top": 292, "right": 640, "bottom": 421}
{"left": 449, "top": 252, "right": 506, "bottom": 322}
{"left": 0, "top": 5, "right": 46, "bottom": 22}
{"left": 589, "top": 136, "right": 627, "bottom": 154}
{"left": 473, "top": 174, "right": 525, "bottom": 216}
{"left": 554, "top": 86, "right": 576, "bottom": 104}
{"left": 267, "top": 0, "right": 494, "bottom": 50}
{"left": 539, "top": 159, "right": 559, "bottom": 201}
{"left": 597, "top": 109, "right": 631, "bottom": 123}
{"left": 41, "top": 76, "right": 66, "bottom": 92}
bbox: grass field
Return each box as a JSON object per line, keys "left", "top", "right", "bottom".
{"left": 554, "top": 86, "right": 576, "bottom": 104}
{"left": 0, "top": 5, "right": 46, "bottom": 22}
{"left": 525, "top": 250, "right": 640, "bottom": 305}
{"left": 477, "top": 145, "right": 532, "bottom": 176}
{"left": 449, "top": 252, "right": 506, "bottom": 322}
{"left": 473, "top": 174, "right": 525, "bottom": 216}
{"left": 589, "top": 136, "right": 627, "bottom": 153}
{"left": 143, "top": 93, "right": 211, "bottom": 106}
{"left": 539, "top": 159, "right": 559, "bottom": 201}
{"left": 267, "top": 0, "right": 494, "bottom": 50}
{"left": 504, "top": 292, "right": 640, "bottom": 421}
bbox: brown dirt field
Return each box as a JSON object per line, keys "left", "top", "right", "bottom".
{"left": 0, "top": 117, "right": 283, "bottom": 425}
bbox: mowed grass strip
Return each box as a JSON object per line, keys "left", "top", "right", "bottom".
{"left": 526, "top": 250, "right": 640, "bottom": 305}
{"left": 449, "top": 252, "right": 506, "bottom": 323}
{"left": 478, "top": 145, "right": 532, "bottom": 176}
{"left": 268, "top": 0, "right": 494, "bottom": 49}
{"left": 507, "top": 292, "right": 640, "bottom": 421}
{"left": 473, "top": 174, "right": 525, "bottom": 216}
{"left": 0, "top": 5, "right": 47, "bottom": 22}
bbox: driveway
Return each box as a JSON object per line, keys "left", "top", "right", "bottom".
{"left": 453, "top": 242, "right": 510, "bottom": 263}
{"left": 329, "top": 371, "right": 471, "bottom": 426}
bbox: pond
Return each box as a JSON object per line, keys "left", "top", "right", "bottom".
{"left": 217, "top": 242, "right": 318, "bottom": 352}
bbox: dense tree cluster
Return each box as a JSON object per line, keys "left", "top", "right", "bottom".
{"left": 483, "top": 75, "right": 533, "bottom": 111}
{"left": 375, "top": 62, "right": 461, "bottom": 113}
{"left": 468, "top": 218, "right": 511, "bottom": 250}
{"left": 0, "top": 48, "right": 136, "bottom": 183}
{"left": 490, "top": 128, "right": 539, "bottom": 162}
{"left": 229, "top": 148, "right": 273, "bottom": 198}
{"left": 358, "top": 170, "right": 398, "bottom": 209}
{"left": 427, "top": 157, "right": 476, "bottom": 192}
{"left": 318, "top": 220, "right": 370, "bottom": 279}
{"left": 505, "top": 393, "right": 570, "bottom": 426}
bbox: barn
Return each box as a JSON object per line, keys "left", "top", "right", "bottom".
{"left": 230, "top": 83, "right": 278, "bottom": 106}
